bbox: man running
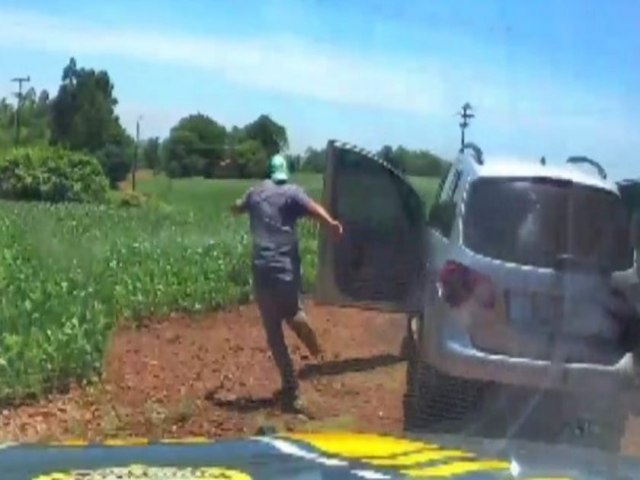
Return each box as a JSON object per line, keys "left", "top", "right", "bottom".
{"left": 231, "top": 153, "right": 343, "bottom": 412}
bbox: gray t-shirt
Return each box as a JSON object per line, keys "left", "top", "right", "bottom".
{"left": 238, "top": 180, "right": 314, "bottom": 282}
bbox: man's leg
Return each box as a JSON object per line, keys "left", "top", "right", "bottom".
{"left": 286, "top": 299, "right": 323, "bottom": 358}
{"left": 253, "top": 277, "right": 301, "bottom": 409}
{"left": 285, "top": 260, "right": 323, "bottom": 358}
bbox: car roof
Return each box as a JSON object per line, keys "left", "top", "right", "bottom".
{"left": 461, "top": 154, "right": 618, "bottom": 193}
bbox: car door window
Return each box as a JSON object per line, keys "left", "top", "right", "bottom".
{"left": 428, "top": 168, "right": 461, "bottom": 238}
{"left": 315, "top": 141, "right": 426, "bottom": 311}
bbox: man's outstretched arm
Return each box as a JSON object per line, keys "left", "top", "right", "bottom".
{"left": 230, "top": 189, "right": 251, "bottom": 215}
{"left": 306, "top": 198, "right": 343, "bottom": 238}
{"left": 230, "top": 199, "right": 247, "bottom": 215}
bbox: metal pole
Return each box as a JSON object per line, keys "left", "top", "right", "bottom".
{"left": 11, "top": 76, "right": 30, "bottom": 146}
{"left": 132, "top": 115, "right": 142, "bottom": 191}
{"left": 457, "top": 102, "right": 475, "bottom": 149}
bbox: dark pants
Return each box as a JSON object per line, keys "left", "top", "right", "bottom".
{"left": 252, "top": 267, "right": 319, "bottom": 396}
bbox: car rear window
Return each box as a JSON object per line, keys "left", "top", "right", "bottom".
{"left": 462, "top": 177, "right": 634, "bottom": 271}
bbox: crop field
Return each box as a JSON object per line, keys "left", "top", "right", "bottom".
{"left": 0, "top": 172, "right": 438, "bottom": 404}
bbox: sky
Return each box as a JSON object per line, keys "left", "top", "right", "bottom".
{"left": 0, "top": 0, "right": 638, "bottom": 180}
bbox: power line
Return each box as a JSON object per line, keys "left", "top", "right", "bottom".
{"left": 11, "top": 75, "right": 31, "bottom": 146}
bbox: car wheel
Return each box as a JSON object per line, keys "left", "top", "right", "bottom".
{"left": 403, "top": 314, "right": 486, "bottom": 433}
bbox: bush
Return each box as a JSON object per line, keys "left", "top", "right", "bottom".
{"left": 95, "top": 143, "right": 133, "bottom": 188}
{"left": 111, "top": 190, "right": 171, "bottom": 213}
{"left": 0, "top": 146, "right": 109, "bottom": 203}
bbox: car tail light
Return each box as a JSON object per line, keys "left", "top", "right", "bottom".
{"left": 438, "top": 260, "right": 497, "bottom": 309}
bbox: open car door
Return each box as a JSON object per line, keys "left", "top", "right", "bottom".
{"left": 314, "top": 140, "right": 427, "bottom": 313}
{"left": 618, "top": 179, "right": 640, "bottom": 276}
{"left": 618, "top": 179, "right": 640, "bottom": 217}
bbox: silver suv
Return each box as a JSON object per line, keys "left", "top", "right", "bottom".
{"left": 315, "top": 140, "right": 640, "bottom": 451}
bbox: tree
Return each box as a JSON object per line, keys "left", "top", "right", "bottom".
{"left": 300, "top": 146, "right": 326, "bottom": 173}
{"left": 142, "top": 137, "right": 161, "bottom": 173}
{"left": 378, "top": 144, "right": 406, "bottom": 173}
{"left": 285, "top": 153, "right": 302, "bottom": 173}
{"left": 243, "top": 114, "right": 288, "bottom": 157}
{"left": 50, "top": 58, "right": 124, "bottom": 152}
{"left": 234, "top": 139, "right": 268, "bottom": 178}
{"left": 95, "top": 143, "right": 132, "bottom": 188}
{"left": 0, "top": 88, "right": 51, "bottom": 150}
{"left": 49, "top": 58, "right": 134, "bottom": 186}
{"left": 393, "top": 146, "right": 448, "bottom": 177}
{"left": 163, "top": 113, "right": 227, "bottom": 178}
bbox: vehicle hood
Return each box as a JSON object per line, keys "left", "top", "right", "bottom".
{"left": 1, "top": 431, "right": 639, "bottom": 479}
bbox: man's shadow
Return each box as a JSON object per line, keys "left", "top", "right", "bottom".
{"left": 206, "top": 353, "right": 404, "bottom": 413}
{"left": 297, "top": 353, "right": 402, "bottom": 379}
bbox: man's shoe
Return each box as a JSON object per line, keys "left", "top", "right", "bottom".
{"left": 281, "top": 395, "right": 307, "bottom": 414}
{"left": 274, "top": 388, "right": 307, "bottom": 414}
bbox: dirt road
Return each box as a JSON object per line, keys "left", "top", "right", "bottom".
{"left": 1, "top": 301, "right": 640, "bottom": 457}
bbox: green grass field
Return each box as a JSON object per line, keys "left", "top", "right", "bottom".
{"left": 0, "top": 172, "right": 438, "bottom": 403}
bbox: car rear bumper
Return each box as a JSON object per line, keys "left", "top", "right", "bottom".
{"left": 425, "top": 309, "right": 640, "bottom": 394}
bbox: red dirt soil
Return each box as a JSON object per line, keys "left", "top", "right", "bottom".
{"left": 1, "top": 301, "right": 640, "bottom": 457}
{"left": 0, "top": 302, "right": 407, "bottom": 443}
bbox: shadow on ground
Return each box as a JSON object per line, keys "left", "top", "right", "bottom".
{"left": 298, "top": 353, "right": 404, "bottom": 380}
{"left": 206, "top": 353, "right": 405, "bottom": 413}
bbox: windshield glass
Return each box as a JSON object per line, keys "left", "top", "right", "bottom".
{"left": 463, "top": 177, "right": 634, "bottom": 271}
{"left": 2, "top": 1, "right": 640, "bottom": 477}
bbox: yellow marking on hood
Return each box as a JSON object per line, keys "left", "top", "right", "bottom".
{"left": 32, "top": 465, "right": 252, "bottom": 480}
{"left": 402, "top": 459, "right": 510, "bottom": 477}
{"left": 365, "top": 449, "right": 473, "bottom": 467}
{"left": 282, "top": 432, "right": 436, "bottom": 458}
{"left": 102, "top": 437, "right": 149, "bottom": 446}
{"left": 159, "top": 436, "right": 211, "bottom": 444}
{"left": 49, "top": 439, "right": 88, "bottom": 447}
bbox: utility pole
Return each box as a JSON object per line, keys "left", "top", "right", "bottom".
{"left": 132, "top": 115, "right": 142, "bottom": 191}
{"left": 456, "top": 102, "right": 475, "bottom": 149}
{"left": 11, "top": 75, "right": 30, "bottom": 146}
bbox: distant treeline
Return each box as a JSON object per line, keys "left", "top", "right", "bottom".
{"left": 0, "top": 57, "right": 449, "bottom": 187}
{"left": 290, "top": 145, "right": 449, "bottom": 177}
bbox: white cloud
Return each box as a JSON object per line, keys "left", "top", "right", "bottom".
{"left": 0, "top": 8, "right": 450, "bottom": 115}
{"left": 0, "top": 7, "right": 636, "bottom": 177}
{"left": 2, "top": 7, "right": 618, "bottom": 123}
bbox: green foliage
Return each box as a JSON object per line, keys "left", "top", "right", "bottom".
{"left": 48, "top": 57, "right": 135, "bottom": 188}
{"left": 164, "top": 114, "right": 227, "bottom": 178}
{"left": 299, "top": 145, "right": 449, "bottom": 179}
{"left": 50, "top": 58, "right": 116, "bottom": 150}
{"left": 378, "top": 145, "right": 449, "bottom": 177}
{"left": 0, "top": 89, "right": 51, "bottom": 150}
{"left": 230, "top": 139, "right": 268, "bottom": 178}
{"left": 143, "top": 137, "right": 161, "bottom": 173}
{"left": 0, "top": 146, "right": 108, "bottom": 203}
{"left": 286, "top": 153, "right": 302, "bottom": 173}
{"left": 299, "top": 147, "right": 327, "bottom": 174}
{"left": 0, "top": 173, "right": 439, "bottom": 402}
{"left": 95, "top": 143, "right": 133, "bottom": 188}
{"left": 161, "top": 114, "right": 289, "bottom": 179}
{"left": 243, "top": 114, "right": 289, "bottom": 156}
